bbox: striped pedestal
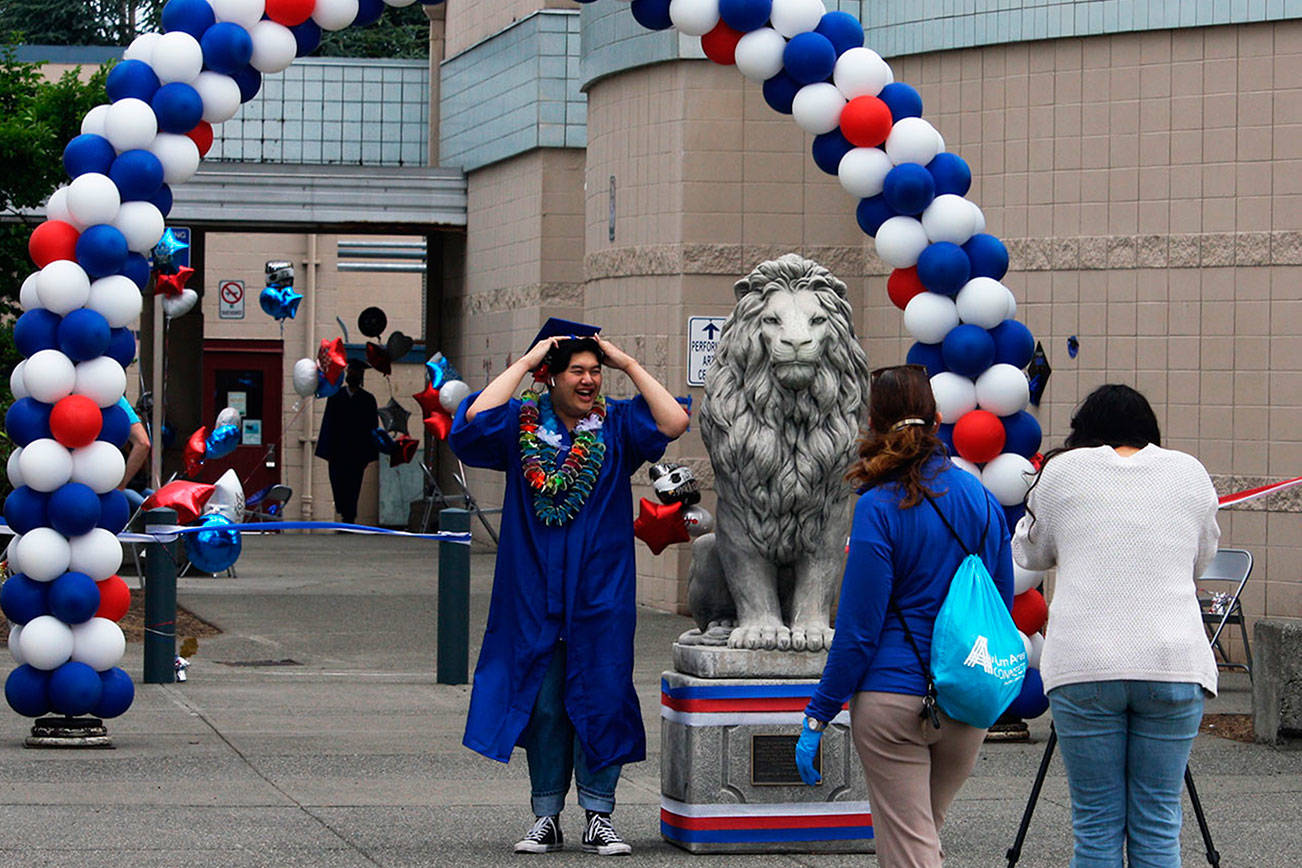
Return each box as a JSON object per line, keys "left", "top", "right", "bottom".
{"left": 660, "top": 671, "right": 874, "bottom": 854}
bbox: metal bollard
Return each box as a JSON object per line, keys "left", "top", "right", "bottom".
{"left": 437, "top": 508, "right": 471, "bottom": 685}
{"left": 142, "top": 507, "right": 178, "bottom": 684}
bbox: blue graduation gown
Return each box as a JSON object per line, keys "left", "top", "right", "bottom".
{"left": 449, "top": 392, "right": 670, "bottom": 771}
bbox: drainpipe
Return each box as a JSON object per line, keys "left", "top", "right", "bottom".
{"left": 300, "top": 233, "right": 318, "bottom": 520}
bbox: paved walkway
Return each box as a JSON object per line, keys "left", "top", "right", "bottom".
{"left": 0, "top": 534, "right": 1295, "bottom": 866}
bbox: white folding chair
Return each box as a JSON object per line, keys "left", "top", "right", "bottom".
{"left": 1196, "top": 548, "right": 1253, "bottom": 680}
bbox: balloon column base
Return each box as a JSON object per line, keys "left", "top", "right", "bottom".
{"left": 985, "top": 719, "right": 1030, "bottom": 743}
{"left": 25, "top": 716, "right": 113, "bottom": 749}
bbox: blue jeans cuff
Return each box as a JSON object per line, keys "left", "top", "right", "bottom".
{"left": 531, "top": 790, "right": 567, "bottom": 817}
{"left": 576, "top": 786, "right": 615, "bottom": 814}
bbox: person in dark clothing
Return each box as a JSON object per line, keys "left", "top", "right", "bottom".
{"left": 315, "top": 359, "right": 379, "bottom": 524}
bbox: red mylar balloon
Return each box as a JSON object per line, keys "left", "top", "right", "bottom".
{"left": 49, "top": 394, "right": 103, "bottom": 448}
{"left": 423, "top": 411, "right": 452, "bottom": 441}
{"left": 95, "top": 574, "right": 131, "bottom": 621}
{"left": 633, "top": 498, "right": 689, "bottom": 555}
{"left": 186, "top": 120, "right": 214, "bottom": 158}
{"left": 29, "top": 220, "right": 80, "bottom": 267}
{"left": 317, "top": 337, "right": 346, "bottom": 383}
{"left": 887, "top": 267, "right": 926, "bottom": 311}
{"left": 184, "top": 426, "right": 207, "bottom": 477}
{"left": 390, "top": 434, "right": 419, "bottom": 466}
{"left": 1012, "top": 588, "right": 1048, "bottom": 636}
{"left": 952, "top": 409, "right": 1005, "bottom": 464}
{"left": 144, "top": 479, "right": 216, "bottom": 524}
{"left": 265, "top": 0, "right": 314, "bottom": 26}
{"left": 412, "top": 383, "right": 442, "bottom": 417}
{"left": 840, "top": 95, "right": 893, "bottom": 148}
{"left": 365, "top": 341, "right": 392, "bottom": 377}
{"left": 701, "top": 20, "right": 743, "bottom": 65}
{"left": 155, "top": 265, "right": 195, "bottom": 297}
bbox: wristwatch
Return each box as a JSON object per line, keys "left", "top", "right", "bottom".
{"left": 804, "top": 716, "right": 826, "bottom": 733}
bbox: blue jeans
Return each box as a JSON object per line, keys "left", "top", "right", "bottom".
{"left": 520, "top": 644, "right": 621, "bottom": 817}
{"left": 1048, "top": 680, "right": 1204, "bottom": 868}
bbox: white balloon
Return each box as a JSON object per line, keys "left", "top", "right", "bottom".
{"left": 312, "top": 0, "right": 360, "bottom": 30}
{"left": 1028, "top": 632, "right": 1044, "bottom": 669}
{"left": 1013, "top": 563, "right": 1044, "bottom": 596}
{"left": 113, "top": 201, "right": 165, "bottom": 254}
{"left": 44, "top": 187, "right": 79, "bottom": 229}
{"left": 10, "top": 360, "right": 29, "bottom": 401}
{"left": 1020, "top": 630, "right": 1034, "bottom": 666}
{"left": 734, "top": 27, "right": 787, "bottom": 82}
{"left": 903, "top": 291, "right": 959, "bottom": 344}
{"left": 874, "top": 215, "right": 930, "bottom": 268}
{"left": 150, "top": 133, "right": 201, "bottom": 185}
{"left": 13, "top": 528, "right": 72, "bottom": 581}
{"left": 73, "top": 356, "right": 128, "bottom": 408}
{"left": 162, "top": 287, "right": 199, "bottom": 319}
{"left": 18, "top": 616, "right": 75, "bottom": 670}
{"left": 956, "top": 277, "right": 1015, "bottom": 329}
{"left": 439, "top": 380, "right": 471, "bottom": 415}
{"left": 87, "top": 275, "right": 144, "bottom": 328}
{"left": 791, "top": 82, "right": 845, "bottom": 135}
{"left": 931, "top": 371, "right": 978, "bottom": 422}
{"left": 19, "top": 272, "right": 42, "bottom": 310}
{"left": 833, "top": 46, "right": 893, "bottom": 99}
{"left": 66, "top": 173, "right": 121, "bottom": 227}
{"left": 216, "top": 407, "right": 242, "bottom": 429}
{"left": 950, "top": 455, "right": 981, "bottom": 479}
{"left": 249, "top": 20, "right": 297, "bottom": 74}
{"left": 838, "top": 146, "right": 893, "bottom": 198}
{"left": 982, "top": 452, "right": 1037, "bottom": 506}
{"left": 383, "top": 0, "right": 417, "bottom": 7}
{"left": 17, "top": 440, "right": 74, "bottom": 494}
{"left": 80, "top": 104, "right": 112, "bottom": 138}
{"left": 885, "top": 116, "right": 943, "bottom": 167}
{"left": 104, "top": 98, "right": 159, "bottom": 153}
{"left": 71, "top": 442, "right": 127, "bottom": 495}
{"left": 8, "top": 448, "right": 25, "bottom": 489}
{"left": 8, "top": 624, "right": 24, "bottom": 664}
{"left": 975, "top": 364, "right": 1031, "bottom": 416}
{"left": 193, "top": 71, "right": 242, "bottom": 124}
{"left": 68, "top": 529, "right": 123, "bottom": 580}
{"left": 682, "top": 504, "right": 714, "bottom": 536}
{"left": 212, "top": 0, "right": 265, "bottom": 28}
{"left": 769, "top": 0, "right": 825, "bottom": 37}
{"left": 71, "top": 618, "right": 126, "bottom": 671}
{"left": 921, "top": 194, "right": 978, "bottom": 245}
{"left": 969, "top": 199, "right": 987, "bottom": 234}
{"left": 123, "top": 32, "right": 161, "bottom": 63}
{"left": 22, "top": 349, "right": 77, "bottom": 404}
{"left": 36, "top": 260, "right": 91, "bottom": 315}
{"left": 152, "top": 32, "right": 205, "bottom": 84}
{"left": 292, "top": 358, "right": 318, "bottom": 397}
{"left": 206, "top": 467, "right": 246, "bottom": 521}
{"left": 1003, "top": 284, "right": 1017, "bottom": 319}
{"left": 669, "top": 0, "right": 719, "bottom": 36}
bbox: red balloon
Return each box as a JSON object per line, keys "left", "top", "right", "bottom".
{"left": 49, "top": 394, "right": 103, "bottom": 448}
{"left": 423, "top": 411, "right": 452, "bottom": 441}
{"left": 187, "top": 120, "right": 214, "bottom": 157}
{"left": 95, "top": 575, "right": 131, "bottom": 621}
{"left": 265, "top": 0, "right": 314, "bottom": 25}
{"left": 1012, "top": 588, "right": 1048, "bottom": 636}
{"left": 633, "top": 498, "right": 690, "bottom": 555}
{"left": 412, "top": 383, "right": 442, "bottom": 417}
{"left": 701, "top": 20, "right": 743, "bottom": 65}
{"left": 365, "top": 341, "right": 392, "bottom": 377}
{"left": 144, "top": 479, "right": 216, "bottom": 524}
{"left": 887, "top": 267, "right": 926, "bottom": 311}
{"left": 156, "top": 266, "right": 195, "bottom": 297}
{"left": 184, "top": 426, "right": 207, "bottom": 477}
{"left": 317, "top": 337, "right": 346, "bottom": 383}
{"left": 840, "top": 95, "right": 893, "bottom": 148}
{"left": 28, "top": 220, "right": 80, "bottom": 267}
{"left": 952, "top": 409, "right": 1005, "bottom": 464}
{"left": 390, "top": 434, "right": 419, "bottom": 466}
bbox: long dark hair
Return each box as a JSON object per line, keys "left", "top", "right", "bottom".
{"left": 846, "top": 364, "right": 946, "bottom": 508}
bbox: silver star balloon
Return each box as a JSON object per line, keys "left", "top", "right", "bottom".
{"left": 378, "top": 397, "right": 412, "bottom": 436}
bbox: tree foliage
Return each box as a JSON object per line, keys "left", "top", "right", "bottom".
{"left": 0, "top": 0, "right": 163, "bottom": 47}
{"left": 316, "top": 4, "right": 430, "bottom": 59}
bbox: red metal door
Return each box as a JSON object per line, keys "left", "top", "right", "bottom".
{"left": 200, "top": 339, "right": 283, "bottom": 496}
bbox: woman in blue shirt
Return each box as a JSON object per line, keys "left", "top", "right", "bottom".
{"left": 799, "top": 364, "right": 1015, "bottom": 868}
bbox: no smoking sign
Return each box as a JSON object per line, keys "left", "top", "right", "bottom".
{"left": 218, "top": 279, "right": 245, "bottom": 320}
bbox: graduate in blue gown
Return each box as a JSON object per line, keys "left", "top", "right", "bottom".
{"left": 449, "top": 321, "right": 689, "bottom": 855}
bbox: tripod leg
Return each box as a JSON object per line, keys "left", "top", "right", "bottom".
{"left": 1006, "top": 724, "right": 1057, "bottom": 867}
{"left": 1183, "top": 765, "right": 1221, "bottom": 867}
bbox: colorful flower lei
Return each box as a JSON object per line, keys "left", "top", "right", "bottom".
{"left": 519, "top": 389, "right": 606, "bottom": 526}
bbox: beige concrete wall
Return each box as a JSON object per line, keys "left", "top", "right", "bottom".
{"left": 444, "top": 0, "right": 583, "bottom": 57}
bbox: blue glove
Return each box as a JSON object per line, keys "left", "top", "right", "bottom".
{"left": 795, "top": 718, "right": 824, "bottom": 786}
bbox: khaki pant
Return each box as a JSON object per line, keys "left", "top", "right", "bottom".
{"left": 850, "top": 691, "right": 988, "bottom": 868}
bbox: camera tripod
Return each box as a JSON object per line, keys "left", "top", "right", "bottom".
{"left": 1005, "top": 723, "right": 1220, "bottom": 867}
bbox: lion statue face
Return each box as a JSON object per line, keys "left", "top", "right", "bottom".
{"left": 757, "top": 288, "right": 835, "bottom": 390}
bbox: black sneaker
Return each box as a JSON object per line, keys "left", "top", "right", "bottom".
{"left": 514, "top": 815, "right": 563, "bottom": 854}
{"left": 582, "top": 811, "right": 631, "bottom": 856}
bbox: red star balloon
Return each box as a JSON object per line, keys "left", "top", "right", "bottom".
{"left": 184, "top": 426, "right": 207, "bottom": 477}
{"left": 412, "top": 383, "right": 442, "bottom": 417}
{"left": 390, "top": 434, "right": 419, "bottom": 465}
{"left": 423, "top": 411, "right": 452, "bottom": 441}
{"left": 155, "top": 266, "right": 195, "bottom": 297}
{"left": 365, "top": 341, "right": 392, "bottom": 376}
{"left": 633, "top": 498, "right": 690, "bottom": 555}
{"left": 317, "top": 337, "right": 346, "bottom": 383}
{"left": 143, "top": 479, "right": 216, "bottom": 524}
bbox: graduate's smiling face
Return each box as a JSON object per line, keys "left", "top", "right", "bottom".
{"left": 549, "top": 351, "right": 603, "bottom": 423}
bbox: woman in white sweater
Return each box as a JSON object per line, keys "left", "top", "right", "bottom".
{"left": 1012, "top": 384, "right": 1220, "bottom": 868}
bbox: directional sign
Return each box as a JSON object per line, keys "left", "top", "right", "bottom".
{"left": 218, "top": 279, "right": 245, "bottom": 319}
{"left": 687, "top": 316, "right": 727, "bottom": 387}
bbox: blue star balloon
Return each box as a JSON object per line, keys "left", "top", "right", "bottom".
{"left": 259, "top": 285, "right": 303, "bottom": 321}
{"left": 151, "top": 227, "right": 189, "bottom": 273}
{"left": 184, "top": 513, "right": 242, "bottom": 574}
{"left": 371, "top": 427, "right": 397, "bottom": 455}
{"left": 205, "top": 423, "right": 241, "bottom": 460}
{"left": 425, "top": 352, "right": 461, "bottom": 389}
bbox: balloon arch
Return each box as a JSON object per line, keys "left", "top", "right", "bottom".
{"left": 3, "top": 0, "right": 1050, "bottom": 721}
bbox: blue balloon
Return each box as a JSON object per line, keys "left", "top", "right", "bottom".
{"left": 855, "top": 194, "right": 897, "bottom": 237}
{"left": 149, "top": 183, "right": 174, "bottom": 219}
{"left": 353, "top": 0, "right": 384, "bottom": 27}
{"left": 201, "top": 22, "right": 254, "bottom": 75}
{"left": 259, "top": 285, "right": 303, "bottom": 321}
{"left": 98, "top": 489, "right": 131, "bottom": 534}
{"left": 107, "top": 327, "right": 138, "bottom": 368}
{"left": 63, "top": 134, "right": 117, "bottom": 179}
{"left": 162, "top": 421, "right": 176, "bottom": 449}
{"left": 184, "top": 513, "right": 242, "bottom": 574}
{"left": 316, "top": 369, "right": 342, "bottom": 398}
{"left": 97, "top": 402, "right": 130, "bottom": 448}
{"left": 1003, "top": 503, "right": 1027, "bottom": 531}
{"left": 94, "top": 667, "right": 135, "bottom": 718}
{"left": 151, "top": 82, "right": 205, "bottom": 134}
{"left": 5, "top": 665, "right": 50, "bottom": 717}
{"left": 14, "top": 308, "right": 62, "bottom": 356}
{"left": 105, "top": 59, "right": 160, "bottom": 103}
{"left": 916, "top": 241, "right": 971, "bottom": 296}
{"left": 205, "top": 423, "right": 242, "bottom": 460}
{"left": 1006, "top": 667, "right": 1048, "bottom": 719}
{"left": 425, "top": 354, "right": 460, "bottom": 388}
{"left": 963, "top": 232, "right": 1010, "bottom": 280}
{"left": 630, "top": 0, "right": 673, "bottom": 30}
{"left": 814, "top": 11, "right": 864, "bottom": 55}
{"left": 762, "top": 71, "right": 801, "bottom": 114}
{"left": 927, "top": 152, "right": 972, "bottom": 197}
{"left": 1, "top": 574, "right": 50, "bottom": 625}
{"left": 58, "top": 308, "right": 112, "bottom": 362}
{"left": 109, "top": 149, "right": 166, "bottom": 201}
{"left": 906, "top": 341, "right": 947, "bottom": 378}
{"left": 48, "top": 483, "right": 103, "bottom": 538}
{"left": 941, "top": 323, "right": 996, "bottom": 378}
{"left": 290, "top": 19, "right": 322, "bottom": 56}
{"left": 990, "top": 319, "right": 1035, "bottom": 369}
{"left": 719, "top": 0, "right": 769, "bottom": 31}
{"left": 1001, "top": 410, "right": 1043, "bottom": 459}
{"left": 161, "top": 0, "right": 215, "bottom": 38}
{"left": 936, "top": 422, "right": 955, "bottom": 456}
{"left": 783, "top": 32, "right": 836, "bottom": 85}
{"left": 882, "top": 162, "right": 935, "bottom": 215}
{"left": 48, "top": 571, "right": 101, "bottom": 624}
{"left": 4, "top": 487, "right": 50, "bottom": 535}
{"left": 49, "top": 661, "right": 103, "bottom": 716}
{"left": 878, "top": 81, "right": 923, "bottom": 120}
{"left": 119, "top": 251, "right": 153, "bottom": 289}
{"left": 811, "top": 129, "right": 854, "bottom": 175}
{"left": 76, "top": 224, "right": 130, "bottom": 279}
{"left": 233, "top": 65, "right": 262, "bottom": 103}
{"left": 372, "top": 427, "right": 397, "bottom": 455}
{"left": 6, "top": 398, "right": 52, "bottom": 447}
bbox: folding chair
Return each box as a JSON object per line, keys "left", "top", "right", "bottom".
{"left": 245, "top": 484, "right": 293, "bottom": 522}
{"left": 1196, "top": 548, "right": 1253, "bottom": 681}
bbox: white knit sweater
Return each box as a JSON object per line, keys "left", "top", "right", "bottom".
{"left": 1012, "top": 444, "right": 1221, "bottom": 695}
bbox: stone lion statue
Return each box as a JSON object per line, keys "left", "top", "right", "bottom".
{"left": 687, "top": 253, "right": 871, "bottom": 651}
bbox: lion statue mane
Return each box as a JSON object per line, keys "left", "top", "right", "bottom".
{"left": 686, "top": 253, "right": 871, "bottom": 651}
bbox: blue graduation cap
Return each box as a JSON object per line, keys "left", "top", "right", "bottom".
{"left": 533, "top": 317, "right": 600, "bottom": 345}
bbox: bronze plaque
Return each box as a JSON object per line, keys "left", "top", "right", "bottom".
{"left": 751, "top": 734, "right": 818, "bottom": 786}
